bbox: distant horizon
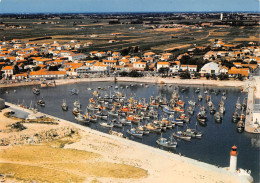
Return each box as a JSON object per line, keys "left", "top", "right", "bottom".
{"left": 0, "top": 0, "right": 259, "bottom": 14}
{"left": 0, "top": 11, "right": 259, "bottom": 15}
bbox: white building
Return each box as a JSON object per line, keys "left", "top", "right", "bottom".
{"left": 157, "top": 62, "right": 170, "bottom": 71}
{"left": 200, "top": 62, "right": 220, "bottom": 75}
{"left": 67, "top": 53, "right": 86, "bottom": 61}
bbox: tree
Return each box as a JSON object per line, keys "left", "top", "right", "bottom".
{"left": 158, "top": 67, "right": 169, "bottom": 76}
{"left": 119, "top": 71, "right": 128, "bottom": 77}
{"left": 128, "top": 70, "right": 143, "bottom": 77}
{"left": 180, "top": 70, "right": 191, "bottom": 79}
{"left": 218, "top": 73, "right": 229, "bottom": 80}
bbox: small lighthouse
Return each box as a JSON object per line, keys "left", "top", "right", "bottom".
{"left": 229, "top": 145, "right": 238, "bottom": 173}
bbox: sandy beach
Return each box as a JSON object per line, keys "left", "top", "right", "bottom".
{"left": 0, "top": 103, "right": 251, "bottom": 183}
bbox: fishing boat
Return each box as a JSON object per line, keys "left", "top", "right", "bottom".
{"left": 205, "top": 95, "right": 210, "bottom": 102}
{"left": 87, "top": 104, "right": 99, "bottom": 111}
{"left": 156, "top": 134, "right": 177, "bottom": 148}
{"left": 127, "top": 128, "right": 143, "bottom": 138}
{"left": 41, "top": 81, "right": 48, "bottom": 88}
{"left": 187, "top": 105, "right": 194, "bottom": 115}
{"left": 108, "top": 110, "right": 119, "bottom": 117}
{"left": 219, "top": 104, "right": 225, "bottom": 114}
{"left": 70, "top": 88, "right": 79, "bottom": 95}
{"left": 126, "top": 115, "right": 142, "bottom": 125}
{"left": 169, "top": 115, "right": 183, "bottom": 126}
{"left": 75, "top": 114, "right": 89, "bottom": 123}
{"left": 242, "top": 98, "right": 247, "bottom": 111}
{"left": 209, "top": 105, "right": 216, "bottom": 114}
{"left": 237, "top": 120, "right": 244, "bottom": 133}
{"left": 214, "top": 112, "right": 222, "bottom": 123}
{"left": 100, "top": 122, "right": 114, "bottom": 128}
{"left": 173, "top": 128, "right": 191, "bottom": 141}
{"left": 89, "top": 114, "right": 98, "bottom": 123}
{"left": 72, "top": 107, "right": 80, "bottom": 116}
{"left": 198, "top": 94, "right": 203, "bottom": 102}
{"left": 196, "top": 108, "right": 207, "bottom": 125}
{"left": 37, "top": 98, "right": 45, "bottom": 107}
{"left": 240, "top": 112, "right": 246, "bottom": 122}
{"left": 188, "top": 98, "right": 196, "bottom": 107}
{"left": 61, "top": 99, "right": 68, "bottom": 111}
{"left": 95, "top": 111, "right": 108, "bottom": 120}
{"left": 48, "top": 80, "right": 56, "bottom": 87}
{"left": 120, "top": 118, "right": 132, "bottom": 126}
{"left": 136, "top": 122, "right": 150, "bottom": 135}
{"left": 144, "top": 122, "right": 161, "bottom": 133}
{"left": 163, "top": 106, "right": 175, "bottom": 114}
{"left": 236, "top": 97, "right": 241, "bottom": 110}
{"left": 32, "top": 88, "right": 40, "bottom": 95}
{"left": 195, "top": 88, "right": 200, "bottom": 93}
{"left": 184, "top": 123, "right": 202, "bottom": 138}
{"left": 111, "top": 119, "right": 123, "bottom": 128}
{"left": 232, "top": 110, "right": 240, "bottom": 123}
{"left": 73, "top": 100, "right": 81, "bottom": 108}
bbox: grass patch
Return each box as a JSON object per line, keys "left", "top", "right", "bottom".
{"left": 0, "top": 163, "right": 84, "bottom": 183}
{"left": 53, "top": 162, "right": 148, "bottom": 179}
{"left": 0, "top": 145, "right": 99, "bottom": 163}
{"left": 47, "top": 133, "right": 81, "bottom": 148}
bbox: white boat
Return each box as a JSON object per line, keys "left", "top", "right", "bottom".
{"left": 73, "top": 100, "right": 81, "bottom": 108}
{"left": 156, "top": 134, "right": 177, "bottom": 148}
{"left": 100, "top": 122, "right": 114, "bottom": 128}
{"left": 61, "top": 99, "right": 68, "bottom": 111}
{"left": 127, "top": 128, "right": 143, "bottom": 138}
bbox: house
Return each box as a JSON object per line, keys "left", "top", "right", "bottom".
{"left": 219, "top": 66, "right": 229, "bottom": 74}
{"left": 95, "top": 52, "right": 106, "bottom": 58}
{"left": 203, "top": 51, "right": 217, "bottom": 60}
{"left": 157, "top": 62, "right": 170, "bottom": 71}
{"left": 103, "top": 60, "right": 117, "bottom": 67}
{"left": 14, "top": 73, "right": 27, "bottom": 80}
{"left": 200, "top": 62, "right": 220, "bottom": 76}
{"left": 29, "top": 70, "right": 67, "bottom": 79}
{"left": 76, "top": 66, "right": 90, "bottom": 76}
{"left": 119, "top": 59, "right": 130, "bottom": 65}
{"left": 84, "top": 42, "right": 93, "bottom": 47}
{"left": 67, "top": 53, "right": 86, "bottom": 61}
{"left": 129, "top": 56, "right": 141, "bottom": 63}
{"left": 90, "top": 62, "right": 108, "bottom": 72}
{"left": 161, "top": 53, "right": 173, "bottom": 61}
{"left": 1, "top": 66, "right": 14, "bottom": 79}
{"left": 143, "top": 52, "right": 155, "bottom": 58}
{"left": 228, "top": 67, "right": 250, "bottom": 77}
{"left": 32, "top": 57, "right": 52, "bottom": 65}
{"left": 85, "top": 60, "right": 96, "bottom": 67}
{"left": 75, "top": 44, "right": 83, "bottom": 49}
{"left": 169, "top": 61, "right": 180, "bottom": 73}
{"left": 133, "top": 61, "right": 146, "bottom": 71}
{"left": 112, "top": 52, "right": 121, "bottom": 57}
{"left": 180, "top": 65, "right": 197, "bottom": 72}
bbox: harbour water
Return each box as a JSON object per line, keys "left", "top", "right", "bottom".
{"left": 0, "top": 81, "right": 259, "bottom": 182}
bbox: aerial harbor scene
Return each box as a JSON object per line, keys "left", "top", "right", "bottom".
{"left": 0, "top": 0, "right": 259, "bottom": 183}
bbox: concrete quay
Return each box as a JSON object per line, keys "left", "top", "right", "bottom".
{"left": 245, "top": 75, "right": 260, "bottom": 133}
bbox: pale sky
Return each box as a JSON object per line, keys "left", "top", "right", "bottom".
{"left": 0, "top": 0, "right": 259, "bottom": 13}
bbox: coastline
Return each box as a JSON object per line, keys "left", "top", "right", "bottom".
{"left": 2, "top": 102, "right": 254, "bottom": 183}
{"left": 0, "top": 77, "right": 247, "bottom": 89}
